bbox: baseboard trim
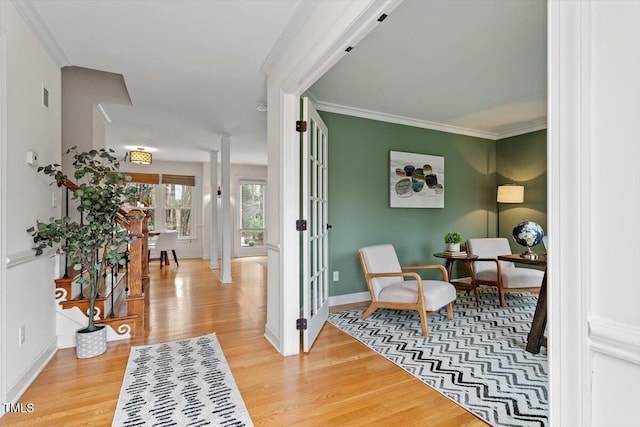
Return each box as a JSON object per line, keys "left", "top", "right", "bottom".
{"left": 329, "top": 291, "right": 371, "bottom": 307}
{"left": 6, "top": 337, "right": 57, "bottom": 403}
{"left": 263, "top": 325, "right": 280, "bottom": 354}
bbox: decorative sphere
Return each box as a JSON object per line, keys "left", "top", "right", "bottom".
{"left": 512, "top": 221, "right": 544, "bottom": 248}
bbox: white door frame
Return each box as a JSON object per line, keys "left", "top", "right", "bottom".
{"left": 0, "top": 18, "right": 8, "bottom": 412}
{"left": 262, "top": 1, "right": 636, "bottom": 425}
{"left": 262, "top": 0, "right": 403, "bottom": 357}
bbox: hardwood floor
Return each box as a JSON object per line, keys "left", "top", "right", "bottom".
{"left": 0, "top": 257, "right": 487, "bottom": 426}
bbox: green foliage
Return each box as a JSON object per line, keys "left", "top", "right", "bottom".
{"left": 241, "top": 184, "right": 264, "bottom": 229}
{"left": 444, "top": 232, "right": 463, "bottom": 244}
{"left": 29, "top": 147, "right": 137, "bottom": 332}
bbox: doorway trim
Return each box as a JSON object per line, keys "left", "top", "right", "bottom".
{"left": 262, "top": 0, "right": 403, "bottom": 356}
{"left": 263, "top": 1, "right": 589, "bottom": 425}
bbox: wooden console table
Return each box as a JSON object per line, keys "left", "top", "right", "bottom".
{"left": 498, "top": 253, "right": 547, "bottom": 354}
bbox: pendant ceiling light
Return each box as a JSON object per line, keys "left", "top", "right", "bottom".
{"left": 129, "top": 148, "right": 152, "bottom": 165}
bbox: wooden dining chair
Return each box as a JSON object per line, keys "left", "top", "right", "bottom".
{"left": 148, "top": 231, "right": 179, "bottom": 268}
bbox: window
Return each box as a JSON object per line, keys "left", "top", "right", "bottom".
{"left": 164, "top": 184, "right": 192, "bottom": 236}
{"left": 125, "top": 172, "right": 195, "bottom": 237}
{"left": 128, "top": 183, "right": 156, "bottom": 231}
{"left": 240, "top": 182, "right": 265, "bottom": 248}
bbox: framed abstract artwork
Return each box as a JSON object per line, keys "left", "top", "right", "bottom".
{"left": 389, "top": 150, "right": 444, "bottom": 208}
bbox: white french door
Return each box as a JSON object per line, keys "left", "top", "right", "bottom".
{"left": 300, "top": 97, "right": 329, "bottom": 352}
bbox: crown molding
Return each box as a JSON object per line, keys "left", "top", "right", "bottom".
{"left": 495, "top": 121, "right": 548, "bottom": 140}
{"left": 11, "top": 0, "right": 71, "bottom": 67}
{"left": 313, "top": 99, "right": 497, "bottom": 140}
{"left": 310, "top": 95, "right": 548, "bottom": 141}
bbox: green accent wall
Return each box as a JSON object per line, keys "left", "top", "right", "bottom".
{"left": 496, "top": 130, "right": 547, "bottom": 253}
{"left": 321, "top": 112, "right": 547, "bottom": 298}
{"left": 322, "top": 112, "right": 494, "bottom": 296}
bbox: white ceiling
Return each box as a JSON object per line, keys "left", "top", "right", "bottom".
{"left": 27, "top": 0, "right": 546, "bottom": 165}
{"left": 310, "top": 0, "right": 547, "bottom": 139}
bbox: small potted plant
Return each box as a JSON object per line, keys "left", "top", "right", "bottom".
{"left": 444, "top": 232, "right": 463, "bottom": 252}
{"left": 28, "top": 147, "right": 137, "bottom": 358}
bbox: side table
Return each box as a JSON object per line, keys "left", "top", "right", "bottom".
{"left": 433, "top": 252, "right": 479, "bottom": 305}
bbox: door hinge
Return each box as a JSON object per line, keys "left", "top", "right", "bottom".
{"left": 296, "top": 120, "right": 307, "bottom": 133}
{"left": 296, "top": 219, "right": 307, "bottom": 231}
{"left": 296, "top": 318, "right": 308, "bottom": 330}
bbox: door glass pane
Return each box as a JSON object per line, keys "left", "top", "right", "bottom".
{"left": 240, "top": 183, "right": 265, "bottom": 247}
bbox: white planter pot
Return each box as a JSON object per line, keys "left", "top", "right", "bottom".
{"left": 446, "top": 243, "right": 461, "bottom": 252}
{"left": 76, "top": 326, "right": 107, "bottom": 358}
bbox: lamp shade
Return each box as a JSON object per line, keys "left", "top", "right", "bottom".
{"left": 497, "top": 184, "right": 524, "bottom": 203}
{"left": 129, "top": 150, "right": 152, "bottom": 165}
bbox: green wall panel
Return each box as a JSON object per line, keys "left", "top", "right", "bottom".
{"left": 496, "top": 130, "right": 547, "bottom": 253}
{"left": 321, "top": 112, "right": 498, "bottom": 297}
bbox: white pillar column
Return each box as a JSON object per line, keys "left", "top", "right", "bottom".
{"left": 209, "top": 150, "right": 219, "bottom": 269}
{"left": 220, "top": 135, "right": 232, "bottom": 283}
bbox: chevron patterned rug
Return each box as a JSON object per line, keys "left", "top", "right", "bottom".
{"left": 328, "top": 292, "right": 547, "bottom": 427}
{"left": 112, "top": 333, "right": 253, "bottom": 426}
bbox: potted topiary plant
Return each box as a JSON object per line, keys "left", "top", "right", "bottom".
{"left": 444, "top": 232, "right": 463, "bottom": 252}
{"left": 28, "top": 147, "right": 137, "bottom": 358}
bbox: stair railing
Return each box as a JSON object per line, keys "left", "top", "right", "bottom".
{"left": 59, "top": 179, "right": 149, "bottom": 336}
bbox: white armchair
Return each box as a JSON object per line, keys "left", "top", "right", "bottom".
{"left": 358, "top": 244, "right": 457, "bottom": 337}
{"left": 466, "top": 238, "right": 543, "bottom": 307}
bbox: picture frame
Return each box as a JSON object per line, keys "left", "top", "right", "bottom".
{"left": 389, "top": 150, "right": 444, "bottom": 208}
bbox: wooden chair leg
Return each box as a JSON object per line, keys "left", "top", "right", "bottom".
{"left": 499, "top": 289, "right": 506, "bottom": 307}
{"left": 446, "top": 302, "right": 454, "bottom": 320}
{"left": 418, "top": 309, "right": 429, "bottom": 337}
{"left": 172, "top": 250, "right": 179, "bottom": 267}
{"left": 473, "top": 285, "right": 480, "bottom": 306}
{"left": 360, "top": 305, "right": 377, "bottom": 320}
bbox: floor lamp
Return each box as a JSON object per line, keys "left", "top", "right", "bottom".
{"left": 496, "top": 183, "right": 524, "bottom": 237}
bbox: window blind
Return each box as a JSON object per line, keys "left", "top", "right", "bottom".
{"left": 126, "top": 172, "right": 160, "bottom": 184}
{"left": 161, "top": 174, "right": 195, "bottom": 186}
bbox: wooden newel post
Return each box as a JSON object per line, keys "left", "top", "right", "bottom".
{"left": 140, "top": 213, "right": 150, "bottom": 300}
{"left": 125, "top": 209, "right": 144, "bottom": 297}
{"left": 125, "top": 209, "right": 147, "bottom": 336}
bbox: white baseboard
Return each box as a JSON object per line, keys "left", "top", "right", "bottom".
{"left": 6, "top": 337, "right": 57, "bottom": 403}
{"left": 328, "top": 291, "right": 371, "bottom": 307}
{"left": 263, "top": 325, "right": 280, "bottom": 353}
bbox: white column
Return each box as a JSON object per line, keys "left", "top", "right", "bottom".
{"left": 220, "top": 135, "right": 232, "bottom": 283}
{"left": 209, "top": 150, "right": 219, "bottom": 269}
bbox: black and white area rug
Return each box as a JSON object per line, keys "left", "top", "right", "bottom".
{"left": 112, "top": 333, "right": 253, "bottom": 426}
{"left": 328, "top": 292, "right": 548, "bottom": 427}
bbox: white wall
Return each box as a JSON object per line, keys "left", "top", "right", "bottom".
{"left": 549, "top": 1, "right": 640, "bottom": 425}
{"left": 1, "top": 0, "right": 61, "bottom": 405}
{"left": 120, "top": 160, "right": 204, "bottom": 260}
{"left": 587, "top": 1, "right": 640, "bottom": 425}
